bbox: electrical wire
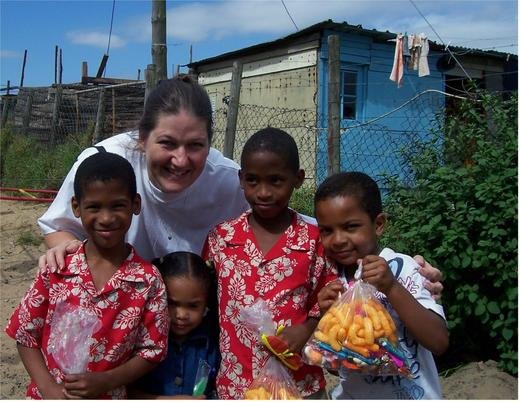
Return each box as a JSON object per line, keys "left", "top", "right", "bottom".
{"left": 408, "top": 0, "right": 473, "bottom": 83}
{"left": 106, "top": 0, "right": 116, "bottom": 56}
{"left": 280, "top": 0, "right": 299, "bottom": 31}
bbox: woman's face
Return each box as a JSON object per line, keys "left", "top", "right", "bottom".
{"left": 164, "top": 275, "right": 208, "bottom": 342}
{"left": 140, "top": 109, "right": 210, "bottom": 193}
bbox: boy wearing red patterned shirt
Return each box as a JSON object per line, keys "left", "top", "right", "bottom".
{"left": 5, "top": 151, "right": 169, "bottom": 399}
{"left": 202, "top": 128, "right": 337, "bottom": 398}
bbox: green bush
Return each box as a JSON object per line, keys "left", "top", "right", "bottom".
{"left": 0, "top": 129, "right": 91, "bottom": 189}
{"left": 382, "top": 92, "right": 517, "bottom": 374}
{"left": 290, "top": 185, "right": 316, "bottom": 217}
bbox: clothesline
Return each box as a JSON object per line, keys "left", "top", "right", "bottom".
{"left": 389, "top": 33, "right": 430, "bottom": 87}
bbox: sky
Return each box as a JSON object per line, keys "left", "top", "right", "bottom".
{"left": 1, "top": 0, "right": 518, "bottom": 89}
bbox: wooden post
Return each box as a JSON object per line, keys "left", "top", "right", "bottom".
{"left": 54, "top": 45, "right": 58, "bottom": 85}
{"left": 93, "top": 88, "right": 106, "bottom": 144}
{"left": 223, "top": 61, "right": 243, "bottom": 159}
{"left": 1, "top": 81, "right": 12, "bottom": 128}
{"left": 112, "top": 87, "right": 116, "bottom": 134}
{"left": 75, "top": 94, "right": 80, "bottom": 134}
{"left": 22, "top": 91, "right": 34, "bottom": 133}
{"left": 151, "top": 0, "right": 167, "bottom": 81}
{"left": 20, "top": 49, "right": 27, "bottom": 88}
{"left": 144, "top": 64, "right": 157, "bottom": 106}
{"left": 327, "top": 35, "right": 341, "bottom": 175}
{"left": 59, "top": 48, "right": 63, "bottom": 84}
{"left": 82, "top": 61, "right": 88, "bottom": 84}
{"left": 50, "top": 85, "right": 62, "bottom": 145}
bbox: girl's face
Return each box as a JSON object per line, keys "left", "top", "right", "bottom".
{"left": 140, "top": 109, "right": 210, "bottom": 194}
{"left": 164, "top": 275, "right": 208, "bottom": 342}
{"left": 239, "top": 150, "right": 304, "bottom": 221}
{"left": 315, "top": 195, "right": 385, "bottom": 269}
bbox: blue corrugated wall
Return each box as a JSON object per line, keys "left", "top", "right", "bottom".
{"left": 316, "top": 29, "right": 445, "bottom": 186}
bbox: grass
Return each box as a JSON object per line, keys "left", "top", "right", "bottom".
{"left": 15, "top": 231, "right": 43, "bottom": 247}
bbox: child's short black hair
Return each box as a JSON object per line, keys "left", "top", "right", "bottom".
{"left": 73, "top": 152, "right": 137, "bottom": 201}
{"left": 314, "top": 171, "right": 382, "bottom": 221}
{"left": 241, "top": 127, "right": 300, "bottom": 172}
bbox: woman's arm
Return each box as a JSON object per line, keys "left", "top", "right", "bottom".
{"left": 17, "top": 344, "right": 65, "bottom": 399}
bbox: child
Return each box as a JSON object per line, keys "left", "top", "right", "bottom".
{"left": 314, "top": 171, "right": 449, "bottom": 399}
{"left": 202, "top": 127, "right": 338, "bottom": 399}
{"left": 4, "top": 151, "right": 169, "bottom": 399}
{"left": 129, "top": 251, "right": 219, "bottom": 399}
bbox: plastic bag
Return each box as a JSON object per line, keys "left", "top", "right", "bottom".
{"left": 241, "top": 299, "right": 302, "bottom": 400}
{"left": 244, "top": 356, "right": 301, "bottom": 400}
{"left": 240, "top": 298, "right": 302, "bottom": 371}
{"left": 303, "top": 264, "right": 411, "bottom": 377}
{"left": 47, "top": 302, "right": 102, "bottom": 374}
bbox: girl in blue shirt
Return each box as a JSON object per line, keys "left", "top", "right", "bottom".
{"left": 130, "top": 252, "right": 219, "bottom": 399}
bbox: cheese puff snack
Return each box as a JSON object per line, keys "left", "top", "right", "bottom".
{"left": 244, "top": 356, "right": 301, "bottom": 400}
{"left": 303, "top": 271, "right": 411, "bottom": 377}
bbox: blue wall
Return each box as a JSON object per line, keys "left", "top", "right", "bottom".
{"left": 316, "top": 29, "right": 445, "bottom": 187}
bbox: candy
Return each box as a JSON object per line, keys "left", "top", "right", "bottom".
{"left": 303, "top": 288, "right": 411, "bottom": 377}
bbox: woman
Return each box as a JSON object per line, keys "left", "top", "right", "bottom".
{"left": 38, "top": 75, "right": 443, "bottom": 296}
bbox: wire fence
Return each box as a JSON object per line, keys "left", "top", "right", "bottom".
{"left": 3, "top": 85, "right": 460, "bottom": 191}
{"left": 212, "top": 89, "right": 451, "bottom": 189}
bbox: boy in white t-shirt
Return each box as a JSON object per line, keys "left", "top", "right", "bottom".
{"left": 314, "top": 171, "right": 449, "bottom": 399}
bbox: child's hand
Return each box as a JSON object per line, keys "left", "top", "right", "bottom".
{"left": 39, "top": 381, "right": 66, "bottom": 399}
{"left": 360, "top": 255, "right": 397, "bottom": 295}
{"left": 62, "top": 372, "right": 109, "bottom": 399}
{"left": 279, "top": 318, "right": 318, "bottom": 354}
{"left": 317, "top": 279, "right": 344, "bottom": 315}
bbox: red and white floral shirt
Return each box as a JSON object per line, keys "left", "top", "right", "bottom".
{"left": 5, "top": 243, "right": 169, "bottom": 399}
{"left": 202, "top": 210, "right": 338, "bottom": 399}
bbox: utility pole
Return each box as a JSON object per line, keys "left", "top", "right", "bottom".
{"left": 151, "top": 0, "right": 167, "bottom": 82}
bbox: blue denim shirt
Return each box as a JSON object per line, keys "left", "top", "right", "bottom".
{"left": 136, "top": 321, "right": 219, "bottom": 398}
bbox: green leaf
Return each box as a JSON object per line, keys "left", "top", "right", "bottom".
{"left": 502, "top": 328, "right": 514, "bottom": 341}
{"left": 468, "top": 292, "right": 478, "bottom": 303}
{"left": 475, "top": 303, "right": 486, "bottom": 316}
{"left": 487, "top": 302, "right": 500, "bottom": 314}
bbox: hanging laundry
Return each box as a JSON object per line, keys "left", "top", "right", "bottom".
{"left": 389, "top": 33, "right": 404, "bottom": 87}
{"left": 402, "top": 33, "right": 411, "bottom": 68}
{"left": 410, "top": 34, "right": 422, "bottom": 70}
{"left": 418, "top": 33, "right": 430, "bottom": 77}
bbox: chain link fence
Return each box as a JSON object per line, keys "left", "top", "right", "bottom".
{"left": 3, "top": 85, "right": 458, "bottom": 191}
{"left": 212, "top": 89, "right": 451, "bottom": 189}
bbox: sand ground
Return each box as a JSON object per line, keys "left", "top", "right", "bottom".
{"left": 0, "top": 200, "right": 517, "bottom": 399}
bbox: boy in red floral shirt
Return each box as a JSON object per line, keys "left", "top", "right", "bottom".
{"left": 5, "top": 151, "right": 169, "bottom": 399}
{"left": 202, "top": 128, "right": 337, "bottom": 398}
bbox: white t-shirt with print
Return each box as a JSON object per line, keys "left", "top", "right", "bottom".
{"left": 38, "top": 131, "right": 250, "bottom": 261}
{"left": 331, "top": 247, "right": 446, "bottom": 400}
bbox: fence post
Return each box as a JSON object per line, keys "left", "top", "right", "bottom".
{"left": 112, "top": 88, "right": 116, "bottom": 135}
{"left": 50, "top": 85, "right": 62, "bottom": 145}
{"left": 22, "top": 91, "right": 34, "bottom": 133}
{"left": 327, "top": 34, "right": 341, "bottom": 175}
{"left": 75, "top": 94, "right": 80, "bottom": 134}
{"left": 93, "top": 88, "right": 106, "bottom": 144}
{"left": 144, "top": 64, "right": 157, "bottom": 106}
{"left": 223, "top": 60, "right": 243, "bottom": 159}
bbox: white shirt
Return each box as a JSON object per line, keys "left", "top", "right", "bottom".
{"left": 38, "top": 132, "right": 250, "bottom": 261}
{"left": 331, "top": 247, "right": 446, "bottom": 400}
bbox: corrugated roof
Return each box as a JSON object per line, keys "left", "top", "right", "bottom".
{"left": 188, "top": 19, "right": 516, "bottom": 68}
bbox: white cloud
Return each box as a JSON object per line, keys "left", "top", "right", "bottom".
{"left": 66, "top": 30, "right": 126, "bottom": 49}
{"left": 160, "top": 0, "right": 517, "bottom": 53}
{"left": 0, "top": 50, "right": 22, "bottom": 59}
